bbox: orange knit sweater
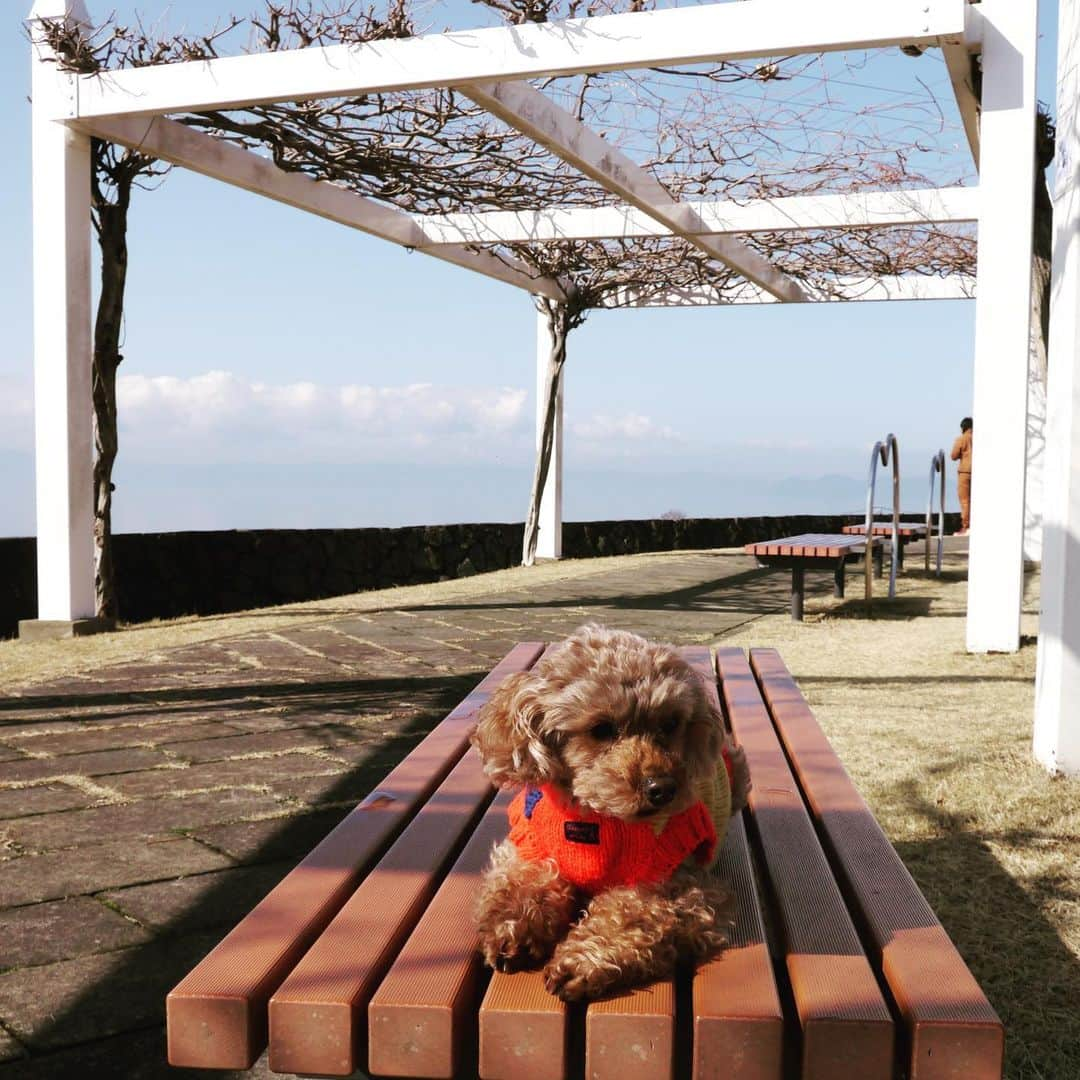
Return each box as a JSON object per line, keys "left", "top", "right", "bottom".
{"left": 508, "top": 784, "right": 718, "bottom": 893}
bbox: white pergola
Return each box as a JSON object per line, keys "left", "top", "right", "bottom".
{"left": 26, "top": 0, "right": 1080, "bottom": 774}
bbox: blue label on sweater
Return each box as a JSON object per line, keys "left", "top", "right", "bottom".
{"left": 523, "top": 786, "right": 543, "bottom": 820}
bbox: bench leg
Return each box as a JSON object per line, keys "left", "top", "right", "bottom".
{"left": 897, "top": 541, "right": 905, "bottom": 570}
{"left": 791, "top": 566, "right": 805, "bottom": 620}
{"left": 833, "top": 560, "right": 845, "bottom": 599}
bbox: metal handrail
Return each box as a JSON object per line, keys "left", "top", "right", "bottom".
{"left": 864, "top": 432, "right": 900, "bottom": 605}
{"left": 925, "top": 449, "right": 946, "bottom": 575}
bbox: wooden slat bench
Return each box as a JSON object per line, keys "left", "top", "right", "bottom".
{"left": 745, "top": 533, "right": 883, "bottom": 620}
{"left": 841, "top": 522, "right": 929, "bottom": 570}
{"left": 167, "top": 641, "right": 1002, "bottom": 1079}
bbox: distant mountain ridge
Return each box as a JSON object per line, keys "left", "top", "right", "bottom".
{"left": 0, "top": 454, "right": 949, "bottom": 537}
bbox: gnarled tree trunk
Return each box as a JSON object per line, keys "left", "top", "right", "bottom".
{"left": 1022, "top": 109, "right": 1055, "bottom": 562}
{"left": 1032, "top": 109, "right": 1055, "bottom": 379}
{"left": 91, "top": 152, "right": 135, "bottom": 620}
{"left": 522, "top": 295, "right": 583, "bottom": 566}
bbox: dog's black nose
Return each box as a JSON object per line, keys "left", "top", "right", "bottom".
{"left": 644, "top": 776, "right": 677, "bottom": 807}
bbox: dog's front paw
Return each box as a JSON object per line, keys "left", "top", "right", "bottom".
{"left": 479, "top": 919, "right": 554, "bottom": 973}
{"left": 474, "top": 840, "right": 577, "bottom": 974}
{"left": 543, "top": 949, "right": 618, "bottom": 1001}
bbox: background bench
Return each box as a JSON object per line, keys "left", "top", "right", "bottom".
{"left": 841, "top": 522, "right": 929, "bottom": 569}
{"left": 745, "top": 533, "right": 883, "bottom": 619}
{"left": 167, "top": 641, "right": 1002, "bottom": 1079}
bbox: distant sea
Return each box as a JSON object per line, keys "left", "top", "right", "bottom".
{"left": 0, "top": 454, "right": 947, "bottom": 537}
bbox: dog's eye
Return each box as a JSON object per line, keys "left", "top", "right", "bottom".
{"left": 590, "top": 720, "right": 617, "bottom": 741}
{"left": 659, "top": 716, "right": 680, "bottom": 736}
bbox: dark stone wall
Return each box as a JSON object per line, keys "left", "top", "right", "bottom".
{"left": 0, "top": 512, "right": 960, "bottom": 639}
{"left": 1, "top": 538, "right": 37, "bottom": 641}
{"left": 563, "top": 515, "right": 871, "bottom": 558}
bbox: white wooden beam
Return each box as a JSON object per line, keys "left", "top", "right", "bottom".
{"left": 71, "top": 114, "right": 566, "bottom": 301}
{"left": 28, "top": 1, "right": 96, "bottom": 624}
{"left": 943, "top": 39, "right": 982, "bottom": 169}
{"left": 535, "top": 307, "right": 563, "bottom": 560}
{"left": 596, "top": 274, "right": 974, "bottom": 308}
{"left": 412, "top": 187, "right": 979, "bottom": 246}
{"left": 461, "top": 79, "right": 806, "bottom": 301}
{"left": 66, "top": 0, "right": 968, "bottom": 121}
{"left": 1034, "top": 0, "right": 1080, "bottom": 775}
{"left": 939, "top": 0, "right": 984, "bottom": 170}
{"left": 965, "top": 0, "right": 1038, "bottom": 653}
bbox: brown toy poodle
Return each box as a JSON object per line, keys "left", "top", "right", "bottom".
{"left": 470, "top": 624, "right": 749, "bottom": 1001}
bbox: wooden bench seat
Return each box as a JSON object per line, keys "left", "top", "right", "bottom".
{"left": 841, "top": 522, "right": 929, "bottom": 570}
{"left": 167, "top": 641, "right": 1002, "bottom": 1079}
{"left": 745, "top": 533, "right": 883, "bottom": 620}
{"left": 840, "top": 523, "right": 928, "bottom": 539}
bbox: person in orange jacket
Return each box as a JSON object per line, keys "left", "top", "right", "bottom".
{"left": 951, "top": 416, "right": 973, "bottom": 535}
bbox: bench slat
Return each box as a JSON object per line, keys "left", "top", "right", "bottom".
{"left": 587, "top": 983, "right": 675, "bottom": 1080}
{"left": 750, "top": 649, "right": 1004, "bottom": 1080}
{"left": 369, "top": 789, "right": 514, "bottom": 1079}
{"left": 267, "top": 747, "right": 496, "bottom": 1076}
{"left": 681, "top": 646, "right": 784, "bottom": 1080}
{"left": 479, "top": 971, "right": 568, "bottom": 1080}
{"left": 166, "top": 642, "right": 543, "bottom": 1071}
{"left": 695, "top": 816, "right": 784, "bottom": 1080}
{"left": 716, "top": 648, "right": 895, "bottom": 1080}
{"left": 747, "top": 534, "right": 878, "bottom": 561}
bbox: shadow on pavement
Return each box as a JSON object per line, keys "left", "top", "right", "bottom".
{"left": 0, "top": 671, "right": 482, "bottom": 1078}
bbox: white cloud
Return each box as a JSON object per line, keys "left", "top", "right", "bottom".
{"left": 2, "top": 374, "right": 690, "bottom": 469}
{"left": 115, "top": 371, "right": 529, "bottom": 463}
{"left": 571, "top": 412, "right": 681, "bottom": 444}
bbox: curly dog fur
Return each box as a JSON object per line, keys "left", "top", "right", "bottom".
{"left": 470, "top": 624, "right": 749, "bottom": 1000}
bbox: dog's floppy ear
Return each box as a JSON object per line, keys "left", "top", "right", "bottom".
{"left": 684, "top": 679, "right": 723, "bottom": 784}
{"left": 684, "top": 679, "right": 752, "bottom": 811}
{"left": 470, "top": 670, "right": 559, "bottom": 787}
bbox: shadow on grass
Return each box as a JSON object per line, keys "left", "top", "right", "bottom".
{"left": 896, "top": 830, "right": 1080, "bottom": 1080}
{"left": 906, "top": 568, "right": 969, "bottom": 584}
{"left": 813, "top": 595, "right": 938, "bottom": 621}
{"left": 1, "top": 669, "right": 483, "bottom": 1078}
{"left": 892, "top": 787, "right": 1080, "bottom": 1080}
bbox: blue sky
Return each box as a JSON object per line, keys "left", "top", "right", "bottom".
{"left": 0, "top": 1, "right": 1062, "bottom": 535}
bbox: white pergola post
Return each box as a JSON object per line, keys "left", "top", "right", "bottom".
{"left": 965, "top": 0, "right": 1038, "bottom": 653}
{"left": 1034, "top": 0, "right": 1080, "bottom": 775}
{"left": 23, "top": 1, "right": 98, "bottom": 636}
{"left": 535, "top": 306, "right": 563, "bottom": 560}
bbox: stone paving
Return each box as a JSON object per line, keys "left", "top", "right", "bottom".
{"left": 0, "top": 549, "right": 814, "bottom": 1078}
